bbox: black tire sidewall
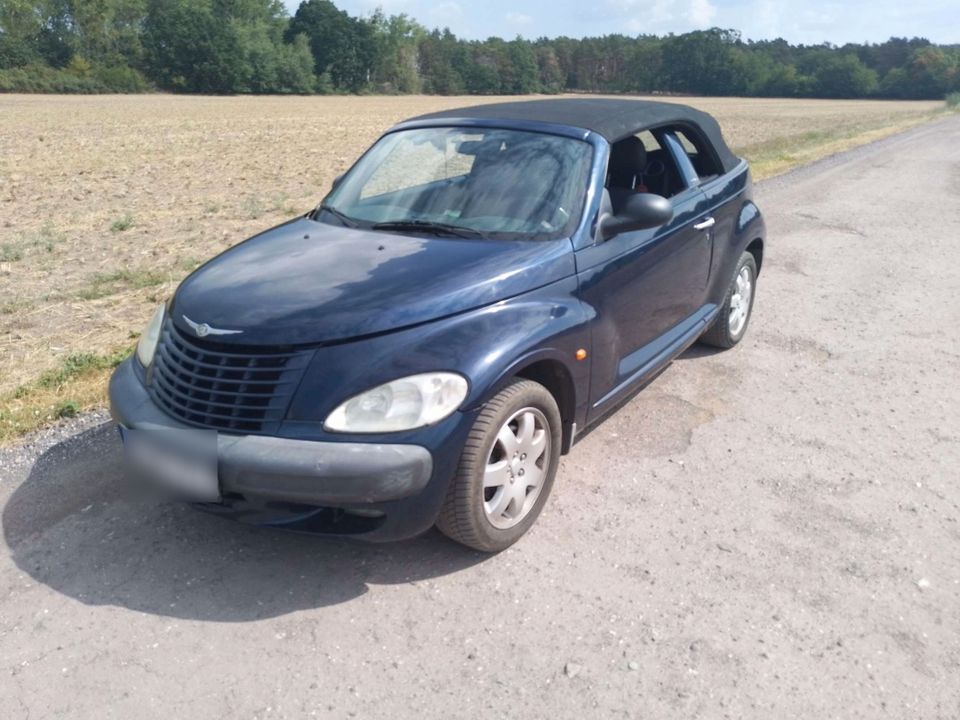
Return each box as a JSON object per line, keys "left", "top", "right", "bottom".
{"left": 727, "top": 253, "right": 757, "bottom": 344}
{"left": 442, "top": 380, "right": 562, "bottom": 552}
{"left": 702, "top": 250, "right": 758, "bottom": 348}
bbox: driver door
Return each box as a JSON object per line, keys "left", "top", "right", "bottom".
{"left": 576, "top": 132, "right": 713, "bottom": 419}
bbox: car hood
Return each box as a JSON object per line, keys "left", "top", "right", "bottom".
{"left": 171, "top": 217, "right": 576, "bottom": 346}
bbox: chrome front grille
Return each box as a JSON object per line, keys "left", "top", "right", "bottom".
{"left": 149, "top": 318, "right": 312, "bottom": 434}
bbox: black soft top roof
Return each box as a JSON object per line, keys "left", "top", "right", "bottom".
{"left": 409, "top": 98, "right": 740, "bottom": 173}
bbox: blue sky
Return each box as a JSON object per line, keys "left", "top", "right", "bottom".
{"left": 281, "top": 0, "right": 960, "bottom": 45}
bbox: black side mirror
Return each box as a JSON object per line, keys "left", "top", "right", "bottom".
{"left": 600, "top": 193, "right": 673, "bottom": 240}
{"left": 331, "top": 173, "right": 345, "bottom": 190}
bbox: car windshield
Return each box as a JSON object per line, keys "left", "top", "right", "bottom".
{"left": 320, "top": 127, "right": 593, "bottom": 240}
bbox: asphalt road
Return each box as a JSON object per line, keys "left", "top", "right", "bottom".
{"left": 3, "top": 116, "right": 960, "bottom": 720}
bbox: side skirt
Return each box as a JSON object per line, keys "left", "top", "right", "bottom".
{"left": 591, "top": 303, "right": 719, "bottom": 413}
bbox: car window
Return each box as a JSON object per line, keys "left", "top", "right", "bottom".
{"left": 324, "top": 127, "right": 594, "bottom": 240}
{"left": 361, "top": 134, "right": 478, "bottom": 199}
{"left": 606, "top": 130, "right": 689, "bottom": 201}
{"left": 637, "top": 130, "right": 661, "bottom": 152}
{"left": 673, "top": 129, "right": 722, "bottom": 181}
{"left": 676, "top": 131, "right": 698, "bottom": 156}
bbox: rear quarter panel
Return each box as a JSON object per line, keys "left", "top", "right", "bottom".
{"left": 697, "top": 162, "right": 764, "bottom": 303}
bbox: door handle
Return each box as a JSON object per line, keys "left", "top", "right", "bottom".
{"left": 693, "top": 217, "right": 715, "bottom": 231}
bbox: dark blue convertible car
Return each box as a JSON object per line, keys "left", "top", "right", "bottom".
{"left": 110, "top": 98, "right": 765, "bottom": 552}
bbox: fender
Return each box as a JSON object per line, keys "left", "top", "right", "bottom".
{"left": 466, "top": 344, "right": 586, "bottom": 454}
{"left": 445, "top": 283, "right": 594, "bottom": 452}
{"left": 410, "top": 277, "right": 591, "bottom": 413}
{"left": 285, "top": 276, "right": 592, "bottom": 432}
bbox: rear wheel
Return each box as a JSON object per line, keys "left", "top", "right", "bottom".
{"left": 700, "top": 251, "right": 757, "bottom": 349}
{"left": 436, "top": 379, "right": 561, "bottom": 552}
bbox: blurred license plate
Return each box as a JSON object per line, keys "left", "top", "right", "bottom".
{"left": 119, "top": 427, "right": 220, "bottom": 502}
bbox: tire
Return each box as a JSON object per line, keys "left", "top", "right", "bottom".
{"left": 700, "top": 251, "right": 758, "bottom": 349}
{"left": 436, "top": 379, "right": 562, "bottom": 553}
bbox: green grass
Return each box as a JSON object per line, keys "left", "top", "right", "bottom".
{"left": 54, "top": 400, "right": 80, "bottom": 418}
{"left": 947, "top": 92, "right": 960, "bottom": 109}
{"left": 740, "top": 112, "right": 943, "bottom": 180}
{"left": 1, "top": 223, "right": 67, "bottom": 265}
{"left": 177, "top": 257, "right": 203, "bottom": 273}
{"left": 243, "top": 196, "right": 265, "bottom": 219}
{"left": 241, "top": 194, "right": 298, "bottom": 220}
{"left": 270, "top": 193, "right": 298, "bottom": 215}
{"left": 110, "top": 214, "right": 135, "bottom": 233}
{"left": 1, "top": 244, "right": 23, "bottom": 262}
{"left": 35, "top": 350, "right": 130, "bottom": 389}
{"left": 0, "top": 347, "right": 132, "bottom": 444}
{"left": 77, "top": 267, "right": 168, "bottom": 300}
{"left": 31, "top": 222, "right": 67, "bottom": 252}
{"left": 0, "top": 300, "right": 31, "bottom": 315}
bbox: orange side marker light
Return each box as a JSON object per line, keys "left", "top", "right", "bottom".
{"left": 575, "top": 349, "right": 588, "bottom": 361}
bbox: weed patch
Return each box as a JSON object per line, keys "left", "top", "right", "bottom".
{"left": 0, "top": 348, "right": 131, "bottom": 444}
{"left": 77, "top": 268, "right": 167, "bottom": 300}
{"left": 0, "top": 244, "right": 23, "bottom": 262}
{"left": 110, "top": 214, "right": 135, "bottom": 233}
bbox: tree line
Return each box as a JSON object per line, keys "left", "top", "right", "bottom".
{"left": 1, "top": 0, "right": 959, "bottom": 99}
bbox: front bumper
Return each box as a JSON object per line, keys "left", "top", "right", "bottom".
{"left": 109, "top": 359, "right": 448, "bottom": 537}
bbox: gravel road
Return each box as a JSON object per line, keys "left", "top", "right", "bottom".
{"left": 2, "top": 116, "right": 959, "bottom": 719}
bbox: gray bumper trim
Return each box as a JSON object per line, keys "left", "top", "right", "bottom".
{"left": 109, "top": 358, "right": 433, "bottom": 505}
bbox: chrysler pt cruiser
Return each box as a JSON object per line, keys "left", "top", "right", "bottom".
{"left": 110, "top": 98, "right": 766, "bottom": 552}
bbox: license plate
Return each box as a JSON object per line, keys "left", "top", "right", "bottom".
{"left": 120, "top": 427, "right": 220, "bottom": 502}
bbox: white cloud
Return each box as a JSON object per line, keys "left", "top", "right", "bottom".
{"left": 720, "top": 0, "right": 960, "bottom": 44}
{"left": 687, "top": 0, "right": 716, "bottom": 26}
{"left": 429, "top": 1, "right": 465, "bottom": 31}
{"left": 506, "top": 11, "right": 534, "bottom": 26}
{"left": 611, "top": 0, "right": 718, "bottom": 34}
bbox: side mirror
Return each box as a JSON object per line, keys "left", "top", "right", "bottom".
{"left": 331, "top": 173, "right": 345, "bottom": 190}
{"left": 600, "top": 193, "right": 673, "bottom": 240}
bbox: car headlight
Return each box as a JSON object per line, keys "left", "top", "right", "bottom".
{"left": 136, "top": 304, "right": 165, "bottom": 367}
{"left": 324, "top": 372, "right": 469, "bottom": 433}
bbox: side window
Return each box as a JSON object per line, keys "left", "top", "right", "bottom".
{"left": 606, "top": 130, "right": 687, "bottom": 200}
{"left": 636, "top": 131, "right": 680, "bottom": 197}
{"left": 637, "top": 130, "right": 660, "bottom": 153}
{"left": 674, "top": 129, "right": 722, "bottom": 181}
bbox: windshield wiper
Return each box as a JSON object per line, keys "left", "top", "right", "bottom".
{"left": 372, "top": 219, "right": 482, "bottom": 239}
{"left": 317, "top": 203, "right": 358, "bottom": 228}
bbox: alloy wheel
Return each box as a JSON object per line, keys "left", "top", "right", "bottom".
{"left": 728, "top": 265, "right": 753, "bottom": 337}
{"left": 482, "top": 407, "right": 551, "bottom": 530}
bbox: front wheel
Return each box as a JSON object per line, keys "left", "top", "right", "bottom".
{"left": 700, "top": 251, "right": 758, "bottom": 349}
{"left": 436, "top": 379, "right": 562, "bottom": 552}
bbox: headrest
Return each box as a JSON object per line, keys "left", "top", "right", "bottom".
{"left": 465, "top": 139, "right": 510, "bottom": 173}
{"left": 608, "top": 136, "right": 647, "bottom": 185}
